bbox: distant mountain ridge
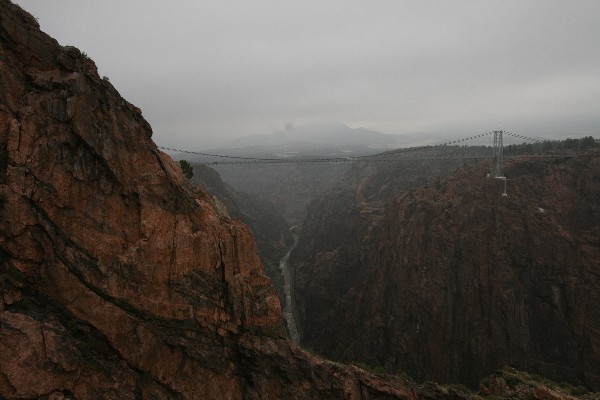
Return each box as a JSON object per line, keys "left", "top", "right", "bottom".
{"left": 216, "top": 122, "right": 403, "bottom": 149}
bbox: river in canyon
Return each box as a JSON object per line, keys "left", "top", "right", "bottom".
{"left": 280, "top": 233, "right": 300, "bottom": 343}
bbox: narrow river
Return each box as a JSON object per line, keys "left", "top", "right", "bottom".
{"left": 280, "top": 233, "right": 300, "bottom": 343}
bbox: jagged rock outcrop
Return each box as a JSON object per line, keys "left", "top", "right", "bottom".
{"left": 0, "top": 1, "right": 277, "bottom": 396}
{"left": 292, "top": 151, "right": 600, "bottom": 390}
{"left": 0, "top": 2, "right": 434, "bottom": 398}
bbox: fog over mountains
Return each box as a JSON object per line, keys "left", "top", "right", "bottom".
{"left": 175, "top": 122, "right": 448, "bottom": 160}
{"left": 220, "top": 122, "right": 396, "bottom": 147}
{"left": 14, "top": 0, "right": 600, "bottom": 150}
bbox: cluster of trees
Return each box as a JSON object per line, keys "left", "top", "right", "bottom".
{"left": 178, "top": 160, "right": 194, "bottom": 179}
{"left": 504, "top": 136, "right": 598, "bottom": 155}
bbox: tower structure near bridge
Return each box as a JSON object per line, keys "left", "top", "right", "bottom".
{"left": 492, "top": 130, "right": 504, "bottom": 178}
{"left": 491, "top": 130, "right": 508, "bottom": 196}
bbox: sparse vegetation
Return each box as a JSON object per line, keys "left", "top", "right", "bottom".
{"left": 504, "top": 136, "right": 599, "bottom": 155}
{"left": 179, "top": 160, "right": 194, "bottom": 179}
{"left": 444, "top": 382, "right": 473, "bottom": 394}
{"left": 350, "top": 361, "right": 388, "bottom": 375}
{"left": 480, "top": 376, "right": 491, "bottom": 387}
{"left": 477, "top": 366, "right": 596, "bottom": 399}
{"left": 351, "top": 361, "right": 369, "bottom": 370}
{"left": 398, "top": 371, "right": 415, "bottom": 383}
{"left": 559, "top": 382, "right": 590, "bottom": 396}
{"left": 503, "top": 371, "right": 525, "bottom": 387}
{"left": 3, "top": 265, "right": 27, "bottom": 285}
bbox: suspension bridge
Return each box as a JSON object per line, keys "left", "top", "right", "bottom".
{"left": 158, "top": 130, "right": 567, "bottom": 175}
{"left": 158, "top": 130, "right": 591, "bottom": 198}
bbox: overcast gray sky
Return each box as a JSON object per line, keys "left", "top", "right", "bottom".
{"left": 14, "top": 1, "right": 600, "bottom": 149}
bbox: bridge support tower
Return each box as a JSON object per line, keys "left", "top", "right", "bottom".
{"left": 491, "top": 130, "right": 508, "bottom": 196}
{"left": 492, "top": 130, "right": 504, "bottom": 178}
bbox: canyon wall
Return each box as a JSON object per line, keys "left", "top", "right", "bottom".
{"left": 191, "top": 164, "right": 292, "bottom": 310}
{"left": 292, "top": 152, "right": 600, "bottom": 389}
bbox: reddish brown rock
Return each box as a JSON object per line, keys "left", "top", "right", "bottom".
{"left": 0, "top": 1, "right": 448, "bottom": 399}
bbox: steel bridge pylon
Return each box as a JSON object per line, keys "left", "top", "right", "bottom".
{"left": 492, "top": 130, "right": 504, "bottom": 178}
{"left": 491, "top": 130, "right": 507, "bottom": 196}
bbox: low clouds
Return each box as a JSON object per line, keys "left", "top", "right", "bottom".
{"left": 16, "top": 0, "right": 600, "bottom": 148}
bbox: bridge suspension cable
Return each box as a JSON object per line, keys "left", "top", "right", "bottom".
{"left": 157, "top": 130, "right": 503, "bottom": 165}
{"left": 503, "top": 131, "right": 545, "bottom": 143}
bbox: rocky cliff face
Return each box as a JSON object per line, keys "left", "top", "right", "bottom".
{"left": 291, "top": 156, "right": 470, "bottom": 345}
{"left": 191, "top": 163, "right": 292, "bottom": 309}
{"left": 0, "top": 2, "right": 438, "bottom": 399}
{"left": 292, "top": 151, "right": 600, "bottom": 390}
